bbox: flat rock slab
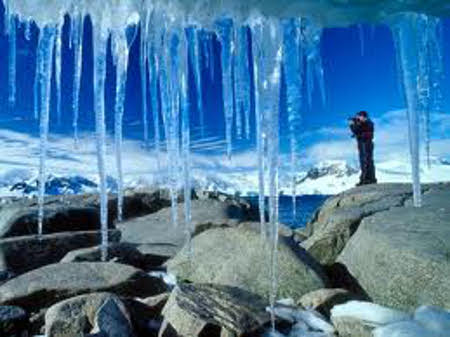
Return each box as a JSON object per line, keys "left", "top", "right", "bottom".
{"left": 301, "top": 183, "right": 414, "bottom": 265}
{"left": 161, "top": 283, "right": 269, "bottom": 337}
{"left": 0, "top": 230, "right": 120, "bottom": 275}
{"left": 45, "top": 292, "right": 133, "bottom": 337}
{"left": 118, "top": 199, "right": 250, "bottom": 253}
{"left": 338, "top": 185, "right": 450, "bottom": 311}
{"left": 61, "top": 242, "right": 168, "bottom": 270}
{"left": 0, "top": 262, "right": 166, "bottom": 312}
{"left": 0, "top": 188, "right": 174, "bottom": 238}
{"left": 166, "top": 227, "right": 327, "bottom": 301}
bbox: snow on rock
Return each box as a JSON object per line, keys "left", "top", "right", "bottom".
{"left": 414, "top": 306, "right": 450, "bottom": 334}
{"left": 330, "top": 301, "right": 411, "bottom": 327}
{"left": 373, "top": 321, "right": 442, "bottom": 337}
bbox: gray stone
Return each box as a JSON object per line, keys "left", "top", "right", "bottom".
{"left": 302, "top": 183, "right": 414, "bottom": 265}
{"left": 299, "top": 288, "right": 363, "bottom": 317}
{"left": 45, "top": 293, "right": 133, "bottom": 337}
{"left": 338, "top": 185, "right": 450, "bottom": 311}
{"left": 118, "top": 199, "right": 251, "bottom": 254}
{"left": 166, "top": 227, "right": 327, "bottom": 301}
{"left": 0, "top": 230, "right": 120, "bottom": 275}
{"left": 0, "top": 262, "right": 166, "bottom": 312}
{"left": 161, "top": 283, "right": 269, "bottom": 337}
{"left": 0, "top": 305, "right": 29, "bottom": 337}
{"left": 331, "top": 316, "right": 373, "bottom": 337}
{"left": 61, "top": 242, "right": 168, "bottom": 269}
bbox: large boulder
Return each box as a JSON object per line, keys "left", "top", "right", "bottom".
{"left": 0, "top": 188, "right": 175, "bottom": 238}
{"left": 0, "top": 262, "right": 166, "bottom": 312}
{"left": 118, "top": 199, "right": 252, "bottom": 256}
{"left": 166, "top": 226, "right": 327, "bottom": 301}
{"left": 301, "top": 183, "right": 415, "bottom": 265}
{"left": 338, "top": 185, "right": 450, "bottom": 311}
{"left": 160, "top": 283, "right": 269, "bottom": 337}
{"left": 45, "top": 292, "right": 133, "bottom": 337}
{"left": 0, "top": 230, "right": 120, "bottom": 275}
{"left": 0, "top": 305, "right": 29, "bottom": 337}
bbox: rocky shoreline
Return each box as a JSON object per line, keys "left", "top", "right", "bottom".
{"left": 0, "top": 183, "right": 449, "bottom": 336}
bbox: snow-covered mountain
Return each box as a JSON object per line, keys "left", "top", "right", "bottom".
{"left": 0, "top": 130, "right": 448, "bottom": 198}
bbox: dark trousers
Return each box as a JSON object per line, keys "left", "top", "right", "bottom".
{"left": 357, "top": 140, "right": 377, "bottom": 184}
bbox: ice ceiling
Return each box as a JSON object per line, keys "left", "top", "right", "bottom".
{"left": 1, "top": 1, "right": 446, "bottom": 317}
{"left": 7, "top": 0, "right": 450, "bottom": 28}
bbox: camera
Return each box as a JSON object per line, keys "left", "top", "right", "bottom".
{"left": 348, "top": 116, "right": 358, "bottom": 123}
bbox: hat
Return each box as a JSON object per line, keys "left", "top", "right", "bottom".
{"left": 357, "top": 111, "right": 368, "bottom": 118}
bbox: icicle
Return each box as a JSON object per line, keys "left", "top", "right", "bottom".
{"left": 251, "top": 23, "right": 266, "bottom": 239}
{"left": 391, "top": 14, "right": 422, "bottom": 207}
{"left": 358, "top": 24, "right": 365, "bottom": 56}
{"left": 92, "top": 18, "right": 109, "bottom": 261}
{"left": 283, "top": 19, "right": 303, "bottom": 226}
{"left": 34, "top": 32, "right": 43, "bottom": 120}
{"left": 37, "top": 25, "right": 57, "bottom": 238}
{"left": 113, "top": 31, "right": 129, "bottom": 223}
{"left": 186, "top": 27, "right": 204, "bottom": 138}
{"left": 235, "top": 26, "right": 251, "bottom": 139}
{"left": 303, "top": 19, "right": 325, "bottom": 107}
{"left": 72, "top": 13, "right": 84, "bottom": 147}
{"left": 140, "top": 10, "right": 150, "bottom": 145}
{"left": 8, "top": 15, "right": 16, "bottom": 109}
{"left": 217, "top": 18, "right": 235, "bottom": 159}
{"left": 24, "top": 20, "right": 32, "bottom": 41}
{"left": 3, "top": 0, "right": 10, "bottom": 35}
{"left": 149, "top": 42, "right": 161, "bottom": 170}
{"left": 180, "top": 32, "right": 192, "bottom": 254}
{"left": 208, "top": 33, "right": 215, "bottom": 81}
{"left": 55, "top": 24, "right": 63, "bottom": 125}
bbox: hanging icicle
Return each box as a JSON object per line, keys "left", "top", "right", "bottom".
{"left": 149, "top": 38, "right": 161, "bottom": 171}
{"left": 54, "top": 24, "right": 63, "bottom": 125}
{"left": 140, "top": 9, "right": 150, "bottom": 145}
{"left": 34, "top": 31, "right": 43, "bottom": 120}
{"left": 235, "top": 26, "right": 251, "bottom": 139}
{"left": 8, "top": 15, "right": 16, "bottom": 109}
{"left": 303, "top": 19, "right": 326, "bottom": 108}
{"left": 391, "top": 14, "right": 423, "bottom": 208}
{"left": 283, "top": 18, "right": 303, "bottom": 227}
{"left": 37, "top": 25, "right": 57, "bottom": 238}
{"left": 251, "top": 19, "right": 283, "bottom": 332}
{"left": 72, "top": 12, "right": 85, "bottom": 147}
{"left": 217, "top": 18, "right": 235, "bottom": 160}
{"left": 186, "top": 26, "right": 204, "bottom": 138}
{"left": 112, "top": 31, "right": 129, "bottom": 223}
{"left": 92, "top": 17, "right": 109, "bottom": 261}
{"left": 180, "top": 31, "right": 192, "bottom": 255}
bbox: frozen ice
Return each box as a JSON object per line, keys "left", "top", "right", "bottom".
{"left": 331, "top": 301, "right": 411, "bottom": 327}
{"left": 373, "top": 321, "right": 441, "bottom": 337}
{"left": 414, "top": 305, "right": 450, "bottom": 334}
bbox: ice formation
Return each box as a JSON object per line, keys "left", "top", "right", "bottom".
{"left": 1, "top": 0, "right": 446, "bottom": 328}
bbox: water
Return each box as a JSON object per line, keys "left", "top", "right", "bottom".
{"left": 245, "top": 195, "right": 329, "bottom": 229}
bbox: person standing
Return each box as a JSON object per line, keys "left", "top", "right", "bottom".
{"left": 349, "top": 111, "right": 377, "bottom": 186}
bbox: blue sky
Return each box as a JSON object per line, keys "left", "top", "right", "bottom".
{"left": 0, "top": 12, "right": 449, "bottom": 163}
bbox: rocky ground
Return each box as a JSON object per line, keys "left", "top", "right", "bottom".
{"left": 0, "top": 183, "right": 449, "bottom": 337}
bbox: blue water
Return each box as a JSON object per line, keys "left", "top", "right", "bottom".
{"left": 245, "top": 195, "right": 329, "bottom": 229}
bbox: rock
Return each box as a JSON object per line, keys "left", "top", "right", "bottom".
{"left": 301, "top": 184, "right": 413, "bottom": 265}
{"left": 372, "top": 320, "right": 438, "bottom": 337}
{"left": 166, "top": 227, "right": 327, "bottom": 302}
{"left": 338, "top": 186, "right": 450, "bottom": 311}
{"left": 331, "top": 316, "right": 373, "bottom": 337}
{"left": 0, "top": 305, "right": 29, "bottom": 337}
{"left": 118, "top": 199, "right": 251, "bottom": 255}
{"left": 45, "top": 293, "right": 133, "bottom": 337}
{"left": 161, "top": 283, "right": 270, "bottom": 337}
{"left": 0, "top": 230, "right": 121, "bottom": 275}
{"left": 0, "top": 262, "right": 166, "bottom": 312}
{"left": 61, "top": 242, "right": 168, "bottom": 269}
{"left": 0, "top": 188, "right": 175, "bottom": 239}
{"left": 140, "top": 293, "right": 170, "bottom": 314}
{"left": 299, "top": 288, "right": 363, "bottom": 317}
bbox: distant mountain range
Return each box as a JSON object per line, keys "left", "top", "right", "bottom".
{"left": 2, "top": 158, "right": 449, "bottom": 198}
